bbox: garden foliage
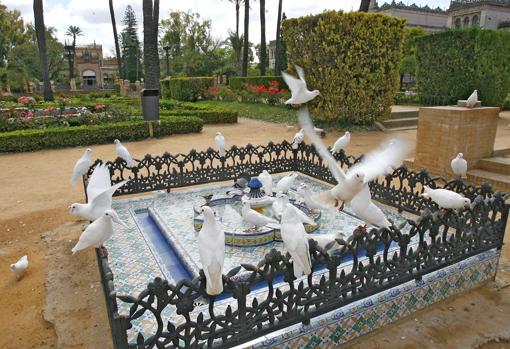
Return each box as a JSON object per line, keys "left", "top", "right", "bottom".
{"left": 282, "top": 11, "right": 405, "bottom": 125}
{"left": 416, "top": 28, "right": 510, "bottom": 106}
{"left": 161, "top": 77, "right": 215, "bottom": 101}
{"left": 229, "top": 76, "right": 287, "bottom": 90}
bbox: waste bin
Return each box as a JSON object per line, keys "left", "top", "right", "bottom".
{"left": 141, "top": 89, "right": 160, "bottom": 121}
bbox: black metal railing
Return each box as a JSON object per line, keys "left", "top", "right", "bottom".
{"left": 84, "top": 141, "right": 509, "bottom": 349}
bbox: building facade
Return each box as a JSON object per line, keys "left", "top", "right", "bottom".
{"left": 75, "top": 43, "right": 119, "bottom": 88}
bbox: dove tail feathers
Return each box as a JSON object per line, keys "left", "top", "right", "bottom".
{"left": 71, "top": 241, "right": 86, "bottom": 255}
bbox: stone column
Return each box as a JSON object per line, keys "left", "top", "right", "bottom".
{"left": 135, "top": 80, "right": 141, "bottom": 95}
{"left": 413, "top": 106, "right": 500, "bottom": 177}
{"left": 70, "top": 78, "right": 77, "bottom": 91}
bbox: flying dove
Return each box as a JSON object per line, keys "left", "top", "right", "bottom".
{"left": 282, "top": 65, "right": 320, "bottom": 105}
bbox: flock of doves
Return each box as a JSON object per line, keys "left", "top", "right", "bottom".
{"left": 10, "top": 66, "right": 473, "bottom": 294}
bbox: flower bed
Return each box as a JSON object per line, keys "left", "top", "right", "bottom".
{"left": 206, "top": 80, "right": 290, "bottom": 105}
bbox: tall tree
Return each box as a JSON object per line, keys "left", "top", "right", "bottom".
{"left": 225, "top": 0, "right": 243, "bottom": 74}
{"left": 241, "top": 0, "right": 249, "bottom": 76}
{"left": 259, "top": 0, "right": 266, "bottom": 75}
{"left": 274, "top": 0, "right": 283, "bottom": 75}
{"left": 121, "top": 5, "right": 141, "bottom": 82}
{"left": 143, "top": 0, "right": 160, "bottom": 90}
{"left": 65, "top": 25, "right": 82, "bottom": 79}
{"left": 109, "top": 0, "right": 123, "bottom": 79}
{"left": 359, "top": 0, "right": 371, "bottom": 12}
{"left": 0, "top": 4, "right": 25, "bottom": 69}
{"left": 33, "top": 0, "right": 53, "bottom": 101}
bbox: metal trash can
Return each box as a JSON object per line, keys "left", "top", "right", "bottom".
{"left": 141, "top": 89, "right": 160, "bottom": 121}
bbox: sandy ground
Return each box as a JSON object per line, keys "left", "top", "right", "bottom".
{"left": 0, "top": 114, "right": 509, "bottom": 349}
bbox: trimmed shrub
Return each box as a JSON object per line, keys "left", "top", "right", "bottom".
{"left": 283, "top": 11, "right": 405, "bottom": 125}
{"left": 163, "top": 77, "right": 215, "bottom": 101}
{"left": 229, "top": 76, "right": 288, "bottom": 90}
{"left": 159, "top": 99, "right": 238, "bottom": 124}
{"left": 0, "top": 116, "right": 203, "bottom": 153}
{"left": 416, "top": 28, "right": 510, "bottom": 106}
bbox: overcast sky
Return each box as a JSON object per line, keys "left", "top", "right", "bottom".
{"left": 2, "top": 0, "right": 450, "bottom": 57}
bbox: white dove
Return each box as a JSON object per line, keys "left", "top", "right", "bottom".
{"left": 10, "top": 255, "right": 28, "bottom": 279}
{"left": 307, "top": 232, "right": 345, "bottom": 251}
{"left": 350, "top": 185, "right": 391, "bottom": 229}
{"left": 276, "top": 172, "right": 298, "bottom": 194}
{"left": 69, "top": 164, "right": 127, "bottom": 221}
{"left": 298, "top": 107, "right": 412, "bottom": 210}
{"left": 451, "top": 153, "right": 467, "bottom": 179}
{"left": 292, "top": 129, "right": 304, "bottom": 150}
{"left": 114, "top": 139, "right": 135, "bottom": 167}
{"left": 466, "top": 89, "right": 478, "bottom": 108}
{"left": 70, "top": 148, "right": 93, "bottom": 186}
{"left": 272, "top": 193, "right": 315, "bottom": 225}
{"left": 215, "top": 132, "right": 226, "bottom": 157}
{"left": 258, "top": 170, "right": 273, "bottom": 196}
{"left": 72, "top": 209, "right": 128, "bottom": 256}
{"left": 297, "top": 183, "right": 328, "bottom": 212}
{"left": 197, "top": 206, "right": 225, "bottom": 296}
{"left": 241, "top": 197, "right": 277, "bottom": 229}
{"left": 421, "top": 186, "right": 471, "bottom": 209}
{"left": 331, "top": 131, "right": 351, "bottom": 154}
{"left": 282, "top": 65, "right": 320, "bottom": 105}
{"left": 281, "top": 203, "right": 312, "bottom": 278}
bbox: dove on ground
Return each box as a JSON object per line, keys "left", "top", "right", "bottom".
{"left": 307, "top": 231, "right": 345, "bottom": 251}
{"left": 258, "top": 170, "right": 273, "bottom": 196}
{"left": 282, "top": 65, "right": 320, "bottom": 105}
{"left": 421, "top": 186, "right": 471, "bottom": 209}
{"left": 215, "top": 132, "right": 226, "bottom": 157}
{"left": 281, "top": 203, "right": 312, "bottom": 278}
{"left": 466, "top": 89, "right": 478, "bottom": 108}
{"left": 197, "top": 206, "right": 225, "bottom": 296}
{"left": 69, "top": 163, "right": 127, "bottom": 221}
{"left": 241, "top": 197, "right": 278, "bottom": 228}
{"left": 350, "top": 185, "right": 391, "bottom": 228}
{"left": 114, "top": 139, "right": 135, "bottom": 167}
{"left": 70, "top": 148, "right": 93, "bottom": 186}
{"left": 72, "top": 209, "right": 128, "bottom": 256}
{"left": 292, "top": 129, "right": 305, "bottom": 149}
{"left": 451, "top": 153, "right": 467, "bottom": 179}
{"left": 10, "top": 255, "right": 28, "bottom": 278}
{"left": 331, "top": 132, "right": 351, "bottom": 154}
{"left": 299, "top": 107, "right": 412, "bottom": 210}
{"left": 276, "top": 172, "right": 298, "bottom": 194}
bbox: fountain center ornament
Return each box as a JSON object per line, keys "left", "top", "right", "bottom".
{"left": 246, "top": 178, "right": 273, "bottom": 211}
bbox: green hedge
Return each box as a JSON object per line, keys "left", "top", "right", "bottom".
{"left": 229, "top": 76, "right": 288, "bottom": 90}
{"left": 416, "top": 28, "right": 510, "bottom": 106}
{"left": 159, "top": 99, "right": 238, "bottom": 124}
{"left": 0, "top": 116, "right": 203, "bottom": 153}
{"left": 161, "top": 77, "right": 215, "bottom": 101}
{"left": 283, "top": 11, "right": 405, "bottom": 125}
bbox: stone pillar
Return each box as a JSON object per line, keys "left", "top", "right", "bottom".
{"left": 70, "top": 78, "right": 77, "bottom": 91}
{"left": 222, "top": 75, "right": 228, "bottom": 85}
{"left": 135, "top": 80, "right": 141, "bottom": 95}
{"left": 413, "top": 106, "right": 500, "bottom": 177}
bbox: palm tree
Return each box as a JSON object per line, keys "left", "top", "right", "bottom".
{"left": 274, "top": 0, "right": 283, "bottom": 75}
{"left": 359, "top": 0, "right": 371, "bottom": 12}
{"left": 33, "top": 0, "right": 53, "bottom": 101}
{"left": 242, "top": 0, "right": 249, "bottom": 76}
{"left": 226, "top": 0, "right": 243, "bottom": 74}
{"left": 142, "top": 0, "right": 160, "bottom": 90}
{"left": 226, "top": 0, "right": 243, "bottom": 39}
{"left": 109, "top": 0, "right": 123, "bottom": 79}
{"left": 259, "top": 0, "right": 266, "bottom": 76}
{"left": 65, "top": 25, "right": 82, "bottom": 80}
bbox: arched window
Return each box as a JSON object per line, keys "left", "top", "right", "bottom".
{"left": 455, "top": 18, "right": 461, "bottom": 29}
{"left": 472, "top": 15, "right": 479, "bottom": 27}
{"left": 464, "top": 16, "right": 470, "bottom": 27}
{"left": 82, "top": 69, "right": 96, "bottom": 87}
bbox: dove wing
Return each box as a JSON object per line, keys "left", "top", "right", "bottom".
{"left": 350, "top": 184, "right": 372, "bottom": 212}
{"left": 294, "top": 65, "right": 307, "bottom": 89}
{"left": 87, "top": 164, "right": 112, "bottom": 202}
{"left": 282, "top": 71, "right": 305, "bottom": 95}
{"left": 90, "top": 181, "right": 126, "bottom": 209}
{"left": 348, "top": 138, "right": 412, "bottom": 183}
{"left": 298, "top": 107, "right": 347, "bottom": 184}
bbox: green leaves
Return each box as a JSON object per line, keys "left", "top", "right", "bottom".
{"left": 163, "top": 77, "right": 215, "bottom": 101}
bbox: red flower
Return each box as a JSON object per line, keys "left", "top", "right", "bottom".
{"left": 256, "top": 85, "right": 267, "bottom": 93}
{"left": 95, "top": 104, "right": 107, "bottom": 111}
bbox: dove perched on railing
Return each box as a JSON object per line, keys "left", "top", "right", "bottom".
{"left": 421, "top": 186, "right": 471, "bottom": 209}
{"left": 69, "top": 163, "right": 127, "bottom": 221}
{"left": 70, "top": 148, "right": 93, "bottom": 186}
{"left": 114, "top": 139, "right": 135, "bottom": 167}
{"left": 466, "top": 90, "right": 478, "bottom": 108}
{"left": 292, "top": 129, "right": 304, "bottom": 149}
{"left": 282, "top": 65, "right": 320, "bottom": 105}
{"left": 72, "top": 209, "right": 128, "bottom": 256}
{"left": 451, "top": 153, "right": 467, "bottom": 179}
{"left": 281, "top": 203, "right": 312, "bottom": 278}
{"left": 331, "top": 131, "right": 351, "bottom": 154}
{"left": 215, "top": 132, "right": 226, "bottom": 157}
{"left": 197, "top": 206, "right": 225, "bottom": 296}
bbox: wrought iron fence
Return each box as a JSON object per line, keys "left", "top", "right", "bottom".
{"left": 84, "top": 141, "right": 509, "bottom": 349}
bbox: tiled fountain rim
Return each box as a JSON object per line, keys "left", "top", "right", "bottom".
{"left": 89, "top": 141, "right": 509, "bottom": 349}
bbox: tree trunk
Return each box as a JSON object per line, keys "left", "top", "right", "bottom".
{"left": 33, "top": 0, "right": 53, "bottom": 101}
{"left": 109, "top": 0, "right": 123, "bottom": 79}
{"left": 359, "top": 0, "right": 371, "bottom": 12}
{"left": 143, "top": 0, "right": 160, "bottom": 90}
{"left": 259, "top": 0, "right": 266, "bottom": 76}
{"left": 242, "top": 0, "right": 249, "bottom": 77}
{"left": 235, "top": 2, "right": 240, "bottom": 39}
{"left": 275, "top": 0, "right": 283, "bottom": 75}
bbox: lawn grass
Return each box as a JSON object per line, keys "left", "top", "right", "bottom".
{"left": 197, "top": 100, "right": 297, "bottom": 125}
